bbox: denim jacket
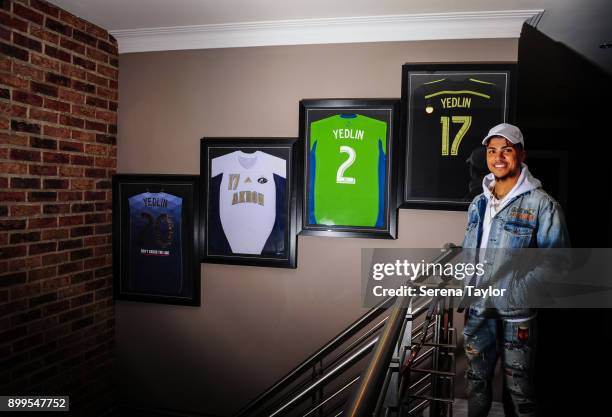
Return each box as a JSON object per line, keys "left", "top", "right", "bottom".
{"left": 461, "top": 165, "right": 571, "bottom": 313}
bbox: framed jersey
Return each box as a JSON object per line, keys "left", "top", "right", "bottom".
{"left": 299, "top": 99, "right": 400, "bottom": 239}
{"left": 112, "top": 174, "right": 200, "bottom": 306}
{"left": 401, "top": 63, "right": 517, "bottom": 210}
{"left": 200, "top": 138, "right": 298, "bottom": 268}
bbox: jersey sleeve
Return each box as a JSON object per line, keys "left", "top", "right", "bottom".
{"left": 263, "top": 153, "right": 286, "bottom": 178}
{"left": 376, "top": 119, "right": 388, "bottom": 155}
{"left": 211, "top": 154, "right": 226, "bottom": 177}
{"left": 309, "top": 120, "right": 321, "bottom": 150}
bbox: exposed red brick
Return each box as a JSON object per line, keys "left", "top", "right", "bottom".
{"left": 58, "top": 261, "right": 82, "bottom": 275}
{"left": 9, "top": 231, "right": 40, "bottom": 244}
{"left": 29, "top": 242, "right": 57, "bottom": 255}
{"left": 10, "top": 205, "right": 41, "bottom": 217}
{"left": 83, "top": 214, "right": 105, "bottom": 225}
{"left": 71, "top": 155, "right": 94, "bottom": 166}
{"left": 9, "top": 104, "right": 28, "bottom": 117}
{"left": 29, "top": 26, "right": 59, "bottom": 44}
{"left": 73, "top": 29, "right": 97, "bottom": 47}
{"left": 58, "top": 88, "right": 84, "bottom": 104}
{"left": 97, "top": 40, "right": 117, "bottom": 56}
{"left": 59, "top": 114, "right": 84, "bottom": 128}
{"left": 42, "top": 204, "right": 70, "bottom": 215}
{"left": 96, "top": 64, "right": 118, "bottom": 80}
{"left": 71, "top": 105, "right": 95, "bottom": 118}
{"left": 13, "top": 3, "right": 45, "bottom": 25}
{"left": 95, "top": 157, "right": 115, "bottom": 168}
{"left": 44, "top": 98, "right": 70, "bottom": 112}
{"left": 42, "top": 152, "right": 70, "bottom": 164}
{"left": 30, "top": 0, "right": 61, "bottom": 18}
{"left": 28, "top": 217, "right": 58, "bottom": 229}
{"left": 0, "top": 219, "right": 27, "bottom": 231}
{"left": 31, "top": 53, "right": 61, "bottom": 72}
{"left": 1, "top": 0, "right": 115, "bottom": 403}
{"left": 10, "top": 177, "right": 41, "bottom": 189}
{"left": 0, "top": 73, "right": 29, "bottom": 88}
{"left": 71, "top": 130, "right": 95, "bottom": 142}
{"left": 84, "top": 236, "right": 106, "bottom": 246}
{"left": 0, "top": 245, "right": 27, "bottom": 259}
{"left": 84, "top": 168, "right": 106, "bottom": 178}
{"left": 13, "top": 32, "right": 42, "bottom": 53}
{"left": 28, "top": 191, "right": 57, "bottom": 202}
{"left": 30, "top": 137, "right": 57, "bottom": 150}
{"left": 94, "top": 110, "right": 116, "bottom": 124}
{"left": 0, "top": 133, "right": 28, "bottom": 146}
{"left": 84, "top": 120, "right": 106, "bottom": 132}
{"left": 12, "top": 90, "right": 43, "bottom": 106}
{"left": 59, "top": 37, "right": 85, "bottom": 55}
{"left": 12, "top": 62, "right": 44, "bottom": 80}
{"left": 42, "top": 252, "right": 69, "bottom": 266}
{"left": 58, "top": 191, "right": 82, "bottom": 202}
{"left": 10, "top": 149, "right": 41, "bottom": 162}
{"left": 82, "top": 144, "right": 106, "bottom": 156}
{"left": 59, "top": 166, "right": 83, "bottom": 177}
{"left": 60, "top": 63, "right": 86, "bottom": 80}
{"left": 0, "top": 12, "right": 28, "bottom": 33}
{"left": 29, "top": 165, "right": 58, "bottom": 176}
{"left": 86, "top": 48, "right": 108, "bottom": 64}
{"left": 44, "top": 45, "right": 71, "bottom": 63}
{"left": 41, "top": 229, "right": 69, "bottom": 240}
{"left": 86, "top": 96, "right": 107, "bottom": 109}
{"left": 0, "top": 191, "right": 26, "bottom": 202}
{"left": 72, "top": 56, "right": 95, "bottom": 71}
{"left": 11, "top": 119, "right": 41, "bottom": 134}
{"left": 43, "top": 125, "right": 70, "bottom": 139}
{"left": 29, "top": 108, "right": 58, "bottom": 123}
{"left": 95, "top": 202, "right": 112, "bottom": 211}
{"left": 59, "top": 141, "right": 83, "bottom": 152}
{"left": 96, "top": 86, "right": 117, "bottom": 100}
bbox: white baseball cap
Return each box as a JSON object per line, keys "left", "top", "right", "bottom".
{"left": 482, "top": 123, "right": 524, "bottom": 147}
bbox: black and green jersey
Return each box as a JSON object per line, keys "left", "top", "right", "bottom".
{"left": 407, "top": 73, "right": 508, "bottom": 201}
{"left": 308, "top": 114, "right": 387, "bottom": 227}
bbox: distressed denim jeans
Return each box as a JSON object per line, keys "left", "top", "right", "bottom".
{"left": 464, "top": 308, "right": 537, "bottom": 417}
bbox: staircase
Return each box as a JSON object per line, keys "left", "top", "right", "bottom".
{"left": 236, "top": 244, "right": 462, "bottom": 417}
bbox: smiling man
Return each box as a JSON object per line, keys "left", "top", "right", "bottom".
{"left": 461, "top": 123, "right": 570, "bottom": 417}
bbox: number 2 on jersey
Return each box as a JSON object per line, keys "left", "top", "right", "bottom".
{"left": 336, "top": 145, "right": 356, "bottom": 184}
{"left": 440, "top": 116, "right": 472, "bottom": 156}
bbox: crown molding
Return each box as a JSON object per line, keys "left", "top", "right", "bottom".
{"left": 111, "top": 10, "right": 543, "bottom": 54}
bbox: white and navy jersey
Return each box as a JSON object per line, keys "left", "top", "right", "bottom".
{"left": 128, "top": 192, "right": 183, "bottom": 295}
{"left": 211, "top": 151, "right": 286, "bottom": 255}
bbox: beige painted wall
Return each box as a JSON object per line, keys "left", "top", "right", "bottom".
{"left": 117, "top": 39, "right": 517, "bottom": 416}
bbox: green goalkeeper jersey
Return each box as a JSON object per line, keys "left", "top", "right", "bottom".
{"left": 308, "top": 114, "right": 387, "bottom": 227}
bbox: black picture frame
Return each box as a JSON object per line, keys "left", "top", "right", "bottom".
{"left": 401, "top": 63, "right": 517, "bottom": 210}
{"left": 112, "top": 174, "right": 201, "bottom": 306}
{"left": 200, "top": 138, "right": 298, "bottom": 268}
{"left": 298, "top": 99, "right": 400, "bottom": 239}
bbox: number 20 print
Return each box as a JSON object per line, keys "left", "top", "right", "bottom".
{"left": 401, "top": 63, "right": 517, "bottom": 210}
{"left": 299, "top": 99, "right": 400, "bottom": 239}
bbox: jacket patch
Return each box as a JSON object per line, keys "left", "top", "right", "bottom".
{"left": 509, "top": 207, "right": 536, "bottom": 222}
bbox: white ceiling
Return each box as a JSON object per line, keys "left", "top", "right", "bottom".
{"left": 48, "top": 0, "right": 545, "bottom": 30}
{"left": 47, "top": 0, "right": 611, "bottom": 74}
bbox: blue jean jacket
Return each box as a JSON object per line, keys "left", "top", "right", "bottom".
{"left": 461, "top": 187, "right": 571, "bottom": 314}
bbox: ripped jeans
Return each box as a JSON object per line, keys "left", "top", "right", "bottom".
{"left": 463, "top": 308, "right": 537, "bottom": 417}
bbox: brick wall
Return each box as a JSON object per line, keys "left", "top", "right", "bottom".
{"left": 0, "top": 0, "right": 117, "bottom": 414}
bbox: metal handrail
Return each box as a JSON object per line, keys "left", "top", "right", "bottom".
{"left": 300, "top": 375, "right": 360, "bottom": 417}
{"left": 234, "top": 296, "right": 395, "bottom": 417}
{"left": 267, "top": 338, "right": 379, "bottom": 417}
{"left": 342, "top": 244, "right": 462, "bottom": 417}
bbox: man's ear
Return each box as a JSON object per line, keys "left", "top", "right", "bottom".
{"left": 520, "top": 149, "right": 527, "bottom": 163}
